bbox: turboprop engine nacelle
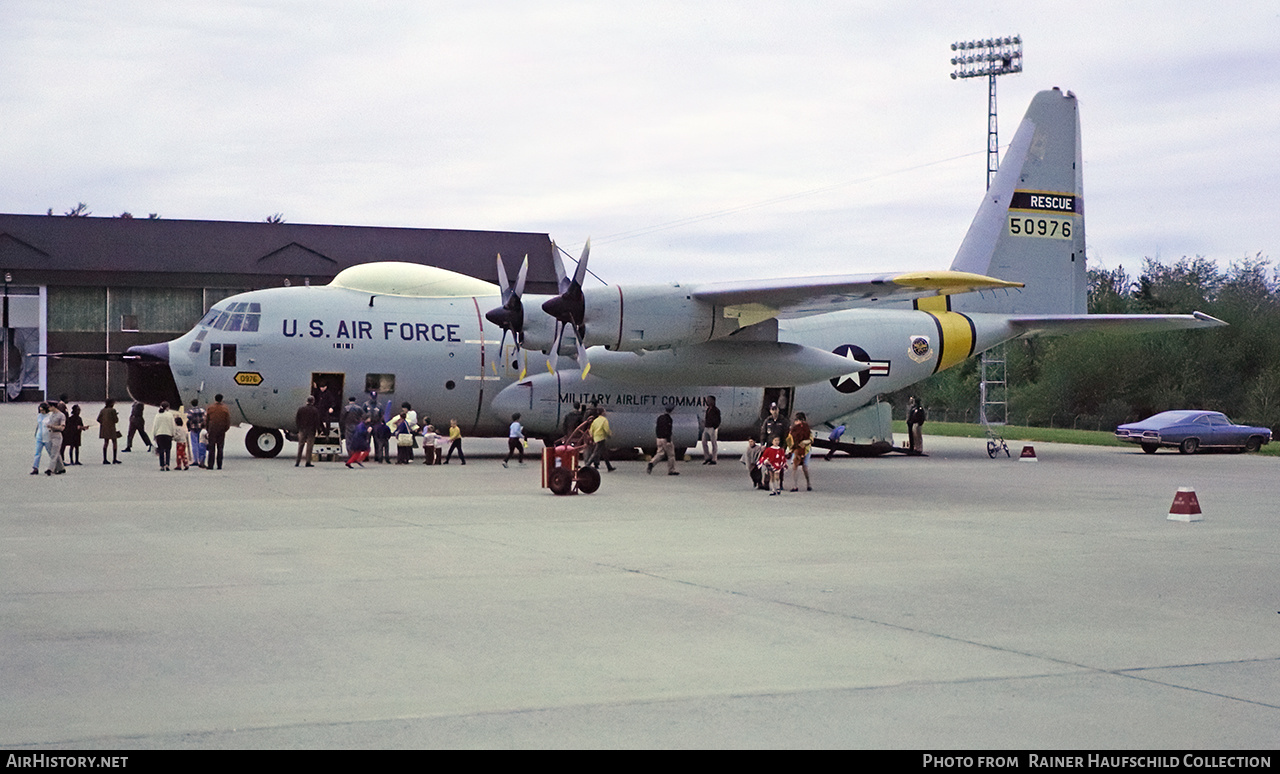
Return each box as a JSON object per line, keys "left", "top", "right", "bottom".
{"left": 579, "top": 284, "right": 731, "bottom": 351}
{"left": 520, "top": 284, "right": 733, "bottom": 354}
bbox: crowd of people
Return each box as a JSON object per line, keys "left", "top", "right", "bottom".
{"left": 561, "top": 396, "right": 822, "bottom": 494}
{"left": 297, "top": 388, "right": 466, "bottom": 470}
{"left": 28, "top": 388, "right": 902, "bottom": 487}
{"left": 30, "top": 394, "right": 232, "bottom": 475}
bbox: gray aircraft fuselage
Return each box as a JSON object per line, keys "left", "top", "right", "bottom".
{"left": 130, "top": 281, "right": 998, "bottom": 451}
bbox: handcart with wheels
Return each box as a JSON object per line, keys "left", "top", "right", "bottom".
{"left": 541, "top": 419, "right": 601, "bottom": 495}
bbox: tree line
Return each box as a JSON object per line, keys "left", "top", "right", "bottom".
{"left": 893, "top": 255, "right": 1280, "bottom": 432}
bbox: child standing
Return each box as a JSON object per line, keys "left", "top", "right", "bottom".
{"left": 759, "top": 436, "right": 787, "bottom": 495}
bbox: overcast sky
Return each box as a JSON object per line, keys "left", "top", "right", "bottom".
{"left": 3, "top": 1, "right": 1277, "bottom": 285}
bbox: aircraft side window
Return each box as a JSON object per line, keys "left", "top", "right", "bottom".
{"left": 207, "top": 343, "right": 237, "bottom": 367}
{"left": 365, "top": 373, "right": 395, "bottom": 394}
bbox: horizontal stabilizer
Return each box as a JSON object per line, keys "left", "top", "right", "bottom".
{"left": 1007, "top": 311, "right": 1226, "bottom": 338}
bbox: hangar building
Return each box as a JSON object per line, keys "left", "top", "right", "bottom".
{"left": 0, "top": 213, "right": 557, "bottom": 402}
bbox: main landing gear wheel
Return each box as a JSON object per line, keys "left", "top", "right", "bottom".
{"left": 246, "top": 426, "right": 284, "bottom": 458}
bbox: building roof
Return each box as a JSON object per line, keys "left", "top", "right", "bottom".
{"left": 0, "top": 213, "right": 558, "bottom": 292}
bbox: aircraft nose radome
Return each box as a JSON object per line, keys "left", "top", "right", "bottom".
{"left": 127, "top": 341, "right": 171, "bottom": 363}
{"left": 125, "top": 341, "right": 182, "bottom": 408}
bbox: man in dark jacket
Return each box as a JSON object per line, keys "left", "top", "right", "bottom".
{"left": 123, "top": 400, "right": 151, "bottom": 453}
{"left": 907, "top": 396, "right": 927, "bottom": 455}
{"left": 701, "top": 395, "right": 721, "bottom": 465}
{"left": 204, "top": 394, "right": 232, "bottom": 470}
{"left": 647, "top": 405, "right": 679, "bottom": 476}
{"left": 295, "top": 396, "right": 321, "bottom": 467}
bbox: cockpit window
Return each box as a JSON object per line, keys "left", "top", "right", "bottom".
{"left": 202, "top": 302, "right": 262, "bottom": 332}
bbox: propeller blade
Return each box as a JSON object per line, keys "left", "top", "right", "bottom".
{"left": 547, "top": 322, "right": 564, "bottom": 374}
{"left": 577, "top": 337, "right": 590, "bottom": 380}
{"left": 514, "top": 254, "right": 529, "bottom": 297}
{"left": 572, "top": 238, "right": 591, "bottom": 287}
{"left": 550, "top": 240, "right": 569, "bottom": 294}
{"left": 495, "top": 254, "right": 511, "bottom": 304}
{"left": 492, "top": 327, "right": 508, "bottom": 375}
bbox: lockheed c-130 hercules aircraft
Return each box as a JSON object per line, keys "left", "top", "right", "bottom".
{"left": 103, "top": 88, "right": 1222, "bottom": 458}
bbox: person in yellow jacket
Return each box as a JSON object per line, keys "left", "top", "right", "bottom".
{"left": 585, "top": 408, "right": 615, "bottom": 472}
{"left": 443, "top": 419, "right": 465, "bottom": 464}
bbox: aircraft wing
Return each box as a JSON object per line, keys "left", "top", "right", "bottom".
{"left": 1007, "top": 312, "right": 1226, "bottom": 337}
{"left": 689, "top": 270, "right": 1024, "bottom": 321}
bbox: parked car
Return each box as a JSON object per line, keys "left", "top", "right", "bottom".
{"left": 1115, "top": 411, "right": 1272, "bottom": 454}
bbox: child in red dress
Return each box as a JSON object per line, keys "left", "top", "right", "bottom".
{"left": 759, "top": 436, "right": 787, "bottom": 495}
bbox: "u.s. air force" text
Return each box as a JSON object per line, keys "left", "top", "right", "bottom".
{"left": 281, "top": 319, "right": 461, "bottom": 342}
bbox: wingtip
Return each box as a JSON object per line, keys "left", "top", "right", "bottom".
{"left": 1192, "top": 311, "right": 1229, "bottom": 326}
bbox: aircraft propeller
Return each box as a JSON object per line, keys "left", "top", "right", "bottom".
{"left": 541, "top": 238, "right": 592, "bottom": 377}
{"left": 484, "top": 253, "right": 529, "bottom": 378}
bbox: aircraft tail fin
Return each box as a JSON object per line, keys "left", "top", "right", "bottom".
{"left": 949, "top": 88, "right": 1087, "bottom": 315}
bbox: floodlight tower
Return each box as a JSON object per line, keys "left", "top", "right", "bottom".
{"left": 950, "top": 36, "right": 1023, "bottom": 189}
{"left": 951, "top": 36, "right": 1022, "bottom": 429}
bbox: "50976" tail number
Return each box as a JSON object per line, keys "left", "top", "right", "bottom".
{"left": 1008, "top": 215, "right": 1073, "bottom": 240}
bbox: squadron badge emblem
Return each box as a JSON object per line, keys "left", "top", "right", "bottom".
{"left": 908, "top": 336, "right": 933, "bottom": 363}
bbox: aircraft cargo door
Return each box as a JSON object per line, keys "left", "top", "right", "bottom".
{"left": 761, "top": 387, "right": 794, "bottom": 420}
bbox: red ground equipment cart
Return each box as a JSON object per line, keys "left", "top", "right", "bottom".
{"left": 541, "top": 419, "right": 601, "bottom": 495}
